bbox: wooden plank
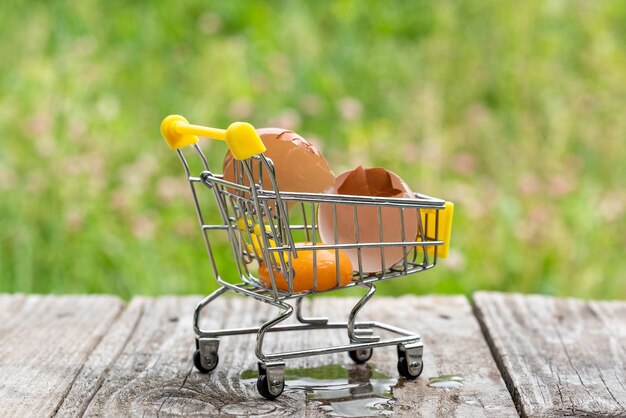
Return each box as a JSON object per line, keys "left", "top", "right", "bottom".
{"left": 336, "top": 295, "right": 517, "bottom": 417}
{"left": 83, "top": 294, "right": 516, "bottom": 417}
{"left": 473, "top": 291, "right": 626, "bottom": 417}
{"left": 82, "top": 296, "right": 308, "bottom": 417}
{"left": 0, "top": 294, "right": 27, "bottom": 324}
{"left": 0, "top": 294, "right": 124, "bottom": 417}
{"left": 55, "top": 297, "right": 145, "bottom": 417}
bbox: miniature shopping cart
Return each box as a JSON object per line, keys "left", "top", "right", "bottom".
{"left": 160, "top": 115, "right": 454, "bottom": 400}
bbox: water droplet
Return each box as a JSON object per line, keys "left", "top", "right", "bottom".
{"left": 458, "top": 395, "right": 482, "bottom": 406}
{"left": 427, "top": 374, "right": 464, "bottom": 389}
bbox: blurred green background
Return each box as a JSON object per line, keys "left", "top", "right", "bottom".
{"left": 1, "top": 1, "right": 625, "bottom": 299}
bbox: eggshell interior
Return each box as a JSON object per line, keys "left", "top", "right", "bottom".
{"left": 223, "top": 128, "right": 335, "bottom": 205}
{"left": 317, "top": 166, "right": 418, "bottom": 273}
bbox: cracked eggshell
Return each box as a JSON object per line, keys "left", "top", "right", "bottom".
{"left": 223, "top": 128, "right": 335, "bottom": 205}
{"left": 317, "top": 166, "right": 419, "bottom": 273}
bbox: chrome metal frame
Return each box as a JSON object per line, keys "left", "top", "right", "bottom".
{"left": 174, "top": 139, "right": 445, "bottom": 380}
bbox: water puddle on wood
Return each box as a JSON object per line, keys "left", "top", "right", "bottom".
{"left": 427, "top": 374, "right": 464, "bottom": 389}
{"left": 242, "top": 364, "right": 397, "bottom": 417}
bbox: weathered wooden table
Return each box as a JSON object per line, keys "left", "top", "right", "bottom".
{"left": 1, "top": 292, "right": 624, "bottom": 417}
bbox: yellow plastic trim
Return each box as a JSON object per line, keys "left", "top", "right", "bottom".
{"left": 419, "top": 201, "right": 454, "bottom": 259}
{"left": 160, "top": 115, "right": 202, "bottom": 150}
{"left": 160, "top": 115, "right": 266, "bottom": 159}
{"left": 225, "top": 121, "right": 266, "bottom": 160}
{"left": 235, "top": 218, "right": 281, "bottom": 264}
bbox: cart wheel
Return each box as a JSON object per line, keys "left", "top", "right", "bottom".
{"left": 257, "top": 362, "right": 285, "bottom": 400}
{"left": 397, "top": 343, "right": 423, "bottom": 380}
{"left": 256, "top": 374, "right": 283, "bottom": 400}
{"left": 348, "top": 348, "right": 373, "bottom": 364}
{"left": 397, "top": 356, "right": 423, "bottom": 379}
{"left": 193, "top": 350, "right": 219, "bottom": 373}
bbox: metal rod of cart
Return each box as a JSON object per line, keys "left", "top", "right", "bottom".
{"left": 160, "top": 115, "right": 453, "bottom": 399}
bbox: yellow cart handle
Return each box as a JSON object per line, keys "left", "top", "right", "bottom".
{"left": 160, "top": 114, "right": 266, "bottom": 160}
{"left": 419, "top": 201, "right": 454, "bottom": 258}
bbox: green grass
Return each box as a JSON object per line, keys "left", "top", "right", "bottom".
{"left": 1, "top": 0, "right": 625, "bottom": 299}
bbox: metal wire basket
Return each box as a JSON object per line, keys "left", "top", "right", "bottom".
{"left": 160, "top": 115, "right": 454, "bottom": 399}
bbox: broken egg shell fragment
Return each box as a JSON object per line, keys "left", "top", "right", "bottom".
{"left": 317, "top": 166, "right": 419, "bottom": 273}
{"left": 222, "top": 128, "right": 335, "bottom": 208}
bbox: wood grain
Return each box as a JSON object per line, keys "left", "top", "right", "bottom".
{"left": 81, "top": 294, "right": 516, "bottom": 417}
{"left": 339, "top": 295, "right": 518, "bottom": 417}
{"left": 82, "top": 295, "right": 307, "bottom": 417}
{"left": 0, "top": 294, "right": 124, "bottom": 417}
{"left": 474, "top": 291, "right": 626, "bottom": 418}
{"left": 55, "top": 297, "right": 146, "bottom": 417}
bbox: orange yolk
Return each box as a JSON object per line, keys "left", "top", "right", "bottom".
{"left": 258, "top": 243, "right": 353, "bottom": 292}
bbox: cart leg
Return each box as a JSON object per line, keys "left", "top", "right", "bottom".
{"left": 193, "top": 286, "right": 229, "bottom": 336}
{"left": 255, "top": 302, "right": 293, "bottom": 361}
{"left": 254, "top": 302, "right": 292, "bottom": 400}
{"left": 192, "top": 286, "right": 229, "bottom": 372}
{"left": 347, "top": 284, "right": 379, "bottom": 343}
{"left": 295, "top": 297, "right": 328, "bottom": 325}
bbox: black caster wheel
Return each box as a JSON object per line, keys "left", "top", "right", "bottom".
{"left": 397, "top": 344, "right": 423, "bottom": 380}
{"left": 348, "top": 348, "right": 373, "bottom": 364}
{"left": 256, "top": 374, "right": 283, "bottom": 400}
{"left": 193, "top": 350, "right": 219, "bottom": 373}
{"left": 397, "top": 356, "right": 423, "bottom": 379}
{"left": 257, "top": 362, "right": 285, "bottom": 400}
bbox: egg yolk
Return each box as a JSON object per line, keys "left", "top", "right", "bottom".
{"left": 258, "top": 243, "right": 353, "bottom": 293}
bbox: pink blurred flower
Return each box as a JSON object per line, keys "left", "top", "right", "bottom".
{"left": 452, "top": 153, "right": 476, "bottom": 175}
{"left": 229, "top": 97, "right": 253, "bottom": 119}
{"left": 337, "top": 97, "right": 363, "bottom": 121}
{"left": 269, "top": 109, "right": 301, "bottom": 130}
{"left": 529, "top": 206, "right": 551, "bottom": 226}
{"left": 445, "top": 248, "right": 466, "bottom": 272}
{"left": 26, "top": 112, "right": 53, "bottom": 136}
{"left": 175, "top": 219, "right": 197, "bottom": 238}
{"left": 448, "top": 183, "right": 494, "bottom": 220}
{"left": 132, "top": 215, "right": 155, "bottom": 239}
{"left": 119, "top": 155, "right": 158, "bottom": 191}
{"left": 599, "top": 191, "right": 625, "bottom": 222}
{"left": 67, "top": 120, "right": 87, "bottom": 142}
{"left": 402, "top": 142, "right": 420, "bottom": 164}
{"left": 514, "top": 205, "right": 553, "bottom": 241}
{"left": 300, "top": 95, "right": 324, "bottom": 116}
{"left": 64, "top": 208, "right": 84, "bottom": 232}
{"left": 157, "top": 176, "right": 189, "bottom": 204}
{"left": 547, "top": 174, "right": 576, "bottom": 198}
{"left": 464, "top": 103, "right": 491, "bottom": 129}
{"left": 26, "top": 173, "right": 45, "bottom": 193}
{"left": 110, "top": 189, "right": 130, "bottom": 213}
{"left": 517, "top": 173, "right": 541, "bottom": 196}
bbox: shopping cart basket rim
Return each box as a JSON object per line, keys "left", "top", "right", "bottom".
{"left": 199, "top": 173, "right": 447, "bottom": 207}
{"left": 256, "top": 190, "right": 446, "bottom": 206}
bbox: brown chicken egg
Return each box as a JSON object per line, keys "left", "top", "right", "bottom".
{"left": 223, "top": 128, "right": 335, "bottom": 204}
{"left": 317, "top": 166, "right": 418, "bottom": 273}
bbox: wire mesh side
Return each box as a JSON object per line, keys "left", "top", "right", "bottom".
{"left": 177, "top": 141, "right": 447, "bottom": 301}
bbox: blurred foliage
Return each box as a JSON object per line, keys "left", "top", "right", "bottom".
{"left": 1, "top": 0, "right": 625, "bottom": 299}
